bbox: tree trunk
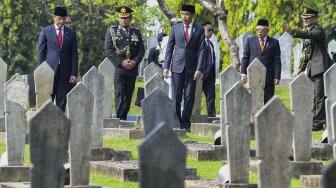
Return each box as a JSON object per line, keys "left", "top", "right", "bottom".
{"left": 196, "top": 0, "right": 240, "bottom": 70}
{"left": 156, "top": 0, "right": 176, "bottom": 20}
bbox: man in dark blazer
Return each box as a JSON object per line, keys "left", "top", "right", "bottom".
{"left": 282, "top": 6, "right": 333, "bottom": 131}
{"left": 202, "top": 21, "right": 216, "bottom": 117}
{"left": 163, "top": 4, "right": 205, "bottom": 132}
{"left": 241, "top": 19, "right": 281, "bottom": 104}
{"left": 148, "top": 32, "right": 167, "bottom": 68}
{"left": 37, "top": 7, "right": 78, "bottom": 112}
{"left": 105, "top": 6, "right": 145, "bottom": 120}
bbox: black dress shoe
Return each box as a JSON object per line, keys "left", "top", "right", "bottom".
{"left": 185, "top": 128, "right": 191, "bottom": 133}
{"left": 312, "top": 124, "right": 324, "bottom": 131}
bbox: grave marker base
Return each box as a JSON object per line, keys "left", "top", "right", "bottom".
{"left": 300, "top": 175, "right": 323, "bottom": 188}
{"left": 190, "top": 123, "right": 220, "bottom": 137}
{"left": 103, "top": 128, "right": 186, "bottom": 139}
{"left": 0, "top": 166, "right": 30, "bottom": 182}
{"left": 90, "top": 160, "right": 199, "bottom": 182}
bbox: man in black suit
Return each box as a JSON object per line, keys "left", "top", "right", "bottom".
{"left": 241, "top": 19, "right": 281, "bottom": 103}
{"left": 282, "top": 6, "right": 333, "bottom": 131}
{"left": 202, "top": 21, "right": 216, "bottom": 117}
{"left": 163, "top": 4, "right": 205, "bottom": 132}
{"left": 148, "top": 32, "right": 167, "bottom": 68}
{"left": 105, "top": 6, "right": 145, "bottom": 120}
{"left": 37, "top": 7, "right": 78, "bottom": 112}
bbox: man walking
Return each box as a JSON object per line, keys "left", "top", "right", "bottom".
{"left": 37, "top": 6, "right": 78, "bottom": 112}
{"left": 163, "top": 4, "right": 205, "bottom": 132}
{"left": 105, "top": 6, "right": 145, "bottom": 120}
{"left": 241, "top": 19, "right": 281, "bottom": 104}
{"left": 202, "top": 21, "right": 216, "bottom": 117}
{"left": 282, "top": 6, "right": 333, "bottom": 131}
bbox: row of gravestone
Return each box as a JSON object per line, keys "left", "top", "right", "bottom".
{"left": 237, "top": 32, "right": 336, "bottom": 80}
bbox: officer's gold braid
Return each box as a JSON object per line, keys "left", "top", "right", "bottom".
{"left": 109, "top": 27, "right": 130, "bottom": 59}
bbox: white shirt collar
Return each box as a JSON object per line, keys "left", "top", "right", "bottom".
{"left": 184, "top": 22, "right": 193, "bottom": 28}
{"left": 259, "top": 35, "right": 267, "bottom": 42}
{"left": 54, "top": 24, "right": 64, "bottom": 31}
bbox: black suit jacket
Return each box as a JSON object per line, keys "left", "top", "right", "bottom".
{"left": 37, "top": 25, "right": 78, "bottom": 79}
{"left": 241, "top": 35, "right": 281, "bottom": 86}
{"left": 148, "top": 47, "right": 161, "bottom": 68}
{"left": 105, "top": 25, "right": 145, "bottom": 76}
{"left": 163, "top": 23, "right": 205, "bottom": 75}
{"left": 202, "top": 40, "right": 216, "bottom": 80}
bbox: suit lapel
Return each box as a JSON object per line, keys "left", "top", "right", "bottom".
{"left": 62, "top": 27, "right": 69, "bottom": 49}
{"left": 50, "top": 25, "right": 60, "bottom": 49}
{"left": 188, "top": 24, "right": 195, "bottom": 44}
{"left": 180, "top": 24, "right": 187, "bottom": 46}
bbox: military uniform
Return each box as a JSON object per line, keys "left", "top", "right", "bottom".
{"left": 290, "top": 7, "right": 333, "bottom": 130}
{"left": 104, "top": 6, "right": 145, "bottom": 120}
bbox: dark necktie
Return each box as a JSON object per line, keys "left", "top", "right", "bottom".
{"left": 185, "top": 25, "right": 189, "bottom": 42}
{"left": 58, "top": 27, "right": 62, "bottom": 48}
{"left": 207, "top": 39, "right": 212, "bottom": 66}
{"left": 260, "top": 38, "right": 264, "bottom": 53}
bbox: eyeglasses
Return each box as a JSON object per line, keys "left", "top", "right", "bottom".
{"left": 65, "top": 22, "right": 72, "bottom": 25}
{"left": 206, "top": 29, "right": 213, "bottom": 32}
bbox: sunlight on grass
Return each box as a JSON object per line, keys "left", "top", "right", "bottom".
{"left": 182, "top": 133, "right": 214, "bottom": 143}
{"left": 187, "top": 159, "right": 222, "bottom": 179}
{"left": 90, "top": 173, "right": 138, "bottom": 188}
{"left": 104, "top": 138, "right": 141, "bottom": 160}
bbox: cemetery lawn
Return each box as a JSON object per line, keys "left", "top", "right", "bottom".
{"left": 0, "top": 85, "right": 326, "bottom": 187}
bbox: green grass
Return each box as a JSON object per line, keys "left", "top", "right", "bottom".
{"left": 90, "top": 174, "right": 138, "bottom": 188}
{"left": 0, "top": 85, "right": 327, "bottom": 187}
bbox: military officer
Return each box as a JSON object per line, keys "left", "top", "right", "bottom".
{"left": 282, "top": 6, "right": 333, "bottom": 131}
{"left": 105, "top": 6, "right": 145, "bottom": 120}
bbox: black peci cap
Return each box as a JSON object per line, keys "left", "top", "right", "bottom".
{"left": 181, "top": 4, "right": 195, "bottom": 14}
{"left": 257, "top": 19, "right": 269, "bottom": 27}
{"left": 54, "top": 7, "right": 67, "bottom": 17}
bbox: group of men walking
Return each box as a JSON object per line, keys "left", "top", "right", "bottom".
{"left": 37, "top": 5, "right": 332, "bottom": 132}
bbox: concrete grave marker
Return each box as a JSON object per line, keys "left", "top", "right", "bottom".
{"left": 98, "top": 58, "right": 115, "bottom": 119}
{"left": 324, "top": 64, "right": 336, "bottom": 143}
{"left": 290, "top": 73, "right": 314, "bottom": 161}
{"left": 141, "top": 88, "right": 177, "bottom": 135}
{"left": 293, "top": 43, "right": 302, "bottom": 75}
{"left": 220, "top": 65, "right": 240, "bottom": 145}
{"left": 236, "top": 31, "right": 253, "bottom": 63}
{"left": 224, "top": 83, "right": 252, "bottom": 184}
{"left": 279, "top": 32, "right": 293, "bottom": 79}
{"left": 34, "top": 61, "right": 54, "bottom": 109}
{"left": 83, "top": 66, "right": 104, "bottom": 148}
{"left": 192, "top": 78, "right": 202, "bottom": 115}
{"left": 4, "top": 100, "right": 26, "bottom": 166}
{"left": 67, "top": 83, "right": 94, "bottom": 186}
{"left": 144, "top": 62, "right": 162, "bottom": 83}
{"left": 247, "top": 58, "right": 266, "bottom": 119}
{"left": 30, "top": 100, "right": 70, "bottom": 188}
{"left": 0, "top": 57, "right": 7, "bottom": 117}
{"left": 323, "top": 160, "right": 336, "bottom": 188}
{"left": 144, "top": 73, "right": 168, "bottom": 97}
{"left": 255, "top": 97, "right": 294, "bottom": 188}
{"left": 139, "top": 122, "right": 186, "bottom": 188}
{"left": 273, "top": 33, "right": 281, "bottom": 40}
{"left": 5, "top": 73, "right": 29, "bottom": 109}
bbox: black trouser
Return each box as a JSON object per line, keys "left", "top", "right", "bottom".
{"left": 264, "top": 83, "right": 275, "bottom": 104}
{"left": 51, "top": 67, "right": 71, "bottom": 112}
{"left": 311, "top": 75, "right": 326, "bottom": 126}
{"left": 172, "top": 70, "right": 197, "bottom": 129}
{"left": 114, "top": 73, "right": 136, "bottom": 120}
{"left": 202, "top": 72, "right": 216, "bottom": 117}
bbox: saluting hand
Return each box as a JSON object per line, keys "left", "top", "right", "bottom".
{"left": 282, "top": 23, "right": 292, "bottom": 33}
